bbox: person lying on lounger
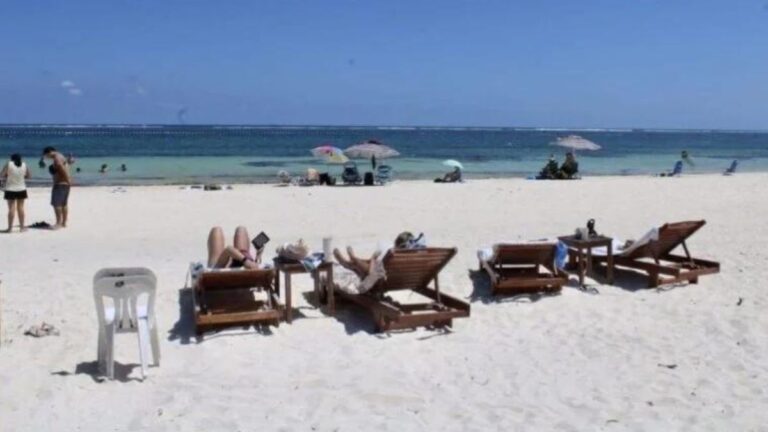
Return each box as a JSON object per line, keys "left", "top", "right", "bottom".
{"left": 207, "top": 226, "right": 263, "bottom": 269}
{"left": 332, "top": 232, "right": 421, "bottom": 278}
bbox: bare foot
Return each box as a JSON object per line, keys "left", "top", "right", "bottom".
{"left": 51, "top": 224, "right": 62, "bottom": 230}
{"left": 20, "top": 227, "right": 28, "bottom": 232}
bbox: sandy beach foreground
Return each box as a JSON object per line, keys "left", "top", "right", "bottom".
{"left": 0, "top": 174, "right": 766, "bottom": 431}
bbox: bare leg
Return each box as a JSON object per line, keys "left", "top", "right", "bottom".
{"left": 17, "top": 199, "right": 26, "bottom": 231}
{"left": 53, "top": 207, "right": 64, "bottom": 229}
{"left": 347, "top": 246, "right": 372, "bottom": 274}
{"left": 62, "top": 205, "right": 68, "bottom": 228}
{"left": 334, "top": 248, "right": 365, "bottom": 278}
{"left": 207, "top": 227, "right": 226, "bottom": 267}
{"left": 334, "top": 247, "right": 372, "bottom": 278}
{"left": 233, "top": 226, "right": 251, "bottom": 255}
{"left": 5, "top": 200, "right": 15, "bottom": 232}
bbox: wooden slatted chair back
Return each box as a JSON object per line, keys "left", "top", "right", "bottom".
{"left": 626, "top": 220, "right": 706, "bottom": 259}
{"left": 493, "top": 243, "right": 556, "bottom": 270}
{"left": 198, "top": 269, "right": 275, "bottom": 291}
{"left": 378, "top": 247, "right": 457, "bottom": 292}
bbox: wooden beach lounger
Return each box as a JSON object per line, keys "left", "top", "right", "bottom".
{"left": 193, "top": 269, "right": 282, "bottom": 336}
{"left": 594, "top": 220, "right": 720, "bottom": 288}
{"left": 326, "top": 247, "right": 470, "bottom": 332}
{"left": 480, "top": 243, "right": 568, "bottom": 295}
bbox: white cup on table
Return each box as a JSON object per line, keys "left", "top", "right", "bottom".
{"left": 322, "top": 237, "right": 333, "bottom": 262}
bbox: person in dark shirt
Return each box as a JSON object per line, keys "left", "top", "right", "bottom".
{"left": 537, "top": 154, "right": 559, "bottom": 179}
{"left": 558, "top": 152, "right": 579, "bottom": 179}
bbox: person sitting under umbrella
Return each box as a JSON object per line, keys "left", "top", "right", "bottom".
{"left": 537, "top": 154, "right": 559, "bottom": 179}
{"left": 557, "top": 152, "right": 579, "bottom": 179}
{"left": 435, "top": 167, "right": 462, "bottom": 183}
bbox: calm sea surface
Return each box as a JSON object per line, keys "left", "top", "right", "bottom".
{"left": 1, "top": 125, "right": 766, "bottom": 185}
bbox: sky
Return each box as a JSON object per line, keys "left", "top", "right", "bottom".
{"left": 0, "top": 0, "right": 766, "bottom": 129}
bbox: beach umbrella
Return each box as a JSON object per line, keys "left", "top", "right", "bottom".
{"left": 310, "top": 145, "right": 349, "bottom": 164}
{"left": 344, "top": 140, "right": 400, "bottom": 159}
{"left": 552, "top": 135, "right": 601, "bottom": 151}
{"left": 442, "top": 159, "right": 464, "bottom": 170}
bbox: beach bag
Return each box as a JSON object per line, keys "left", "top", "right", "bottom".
{"left": 277, "top": 239, "right": 310, "bottom": 261}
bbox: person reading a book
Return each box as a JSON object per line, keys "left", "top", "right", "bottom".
{"left": 207, "top": 226, "right": 264, "bottom": 269}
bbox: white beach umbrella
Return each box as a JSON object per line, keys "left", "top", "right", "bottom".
{"left": 552, "top": 135, "right": 602, "bottom": 151}
{"left": 442, "top": 159, "right": 464, "bottom": 170}
{"left": 344, "top": 140, "right": 400, "bottom": 159}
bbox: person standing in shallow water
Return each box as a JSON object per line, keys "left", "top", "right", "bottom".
{"left": 42, "top": 146, "right": 72, "bottom": 229}
{"left": 1, "top": 154, "right": 31, "bottom": 232}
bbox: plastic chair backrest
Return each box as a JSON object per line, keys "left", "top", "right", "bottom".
{"left": 94, "top": 267, "right": 156, "bottom": 284}
{"left": 376, "top": 165, "right": 393, "bottom": 183}
{"left": 93, "top": 268, "right": 157, "bottom": 331}
{"left": 342, "top": 162, "right": 361, "bottom": 182}
{"left": 726, "top": 160, "right": 738, "bottom": 174}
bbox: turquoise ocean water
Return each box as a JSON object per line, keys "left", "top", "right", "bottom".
{"left": 1, "top": 125, "right": 766, "bottom": 185}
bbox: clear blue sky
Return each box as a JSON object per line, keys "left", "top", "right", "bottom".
{"left": 1, "top": 0, "right": 766, "bottom": 128}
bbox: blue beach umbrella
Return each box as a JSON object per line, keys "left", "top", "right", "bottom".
{"left": 442, "top": 159, "right": 464, "bottom": 170}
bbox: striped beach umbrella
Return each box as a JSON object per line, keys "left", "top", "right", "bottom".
{"left": 311, "top": 145, "right": 349, "bottom": 164}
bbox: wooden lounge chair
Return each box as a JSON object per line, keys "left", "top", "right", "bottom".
{"left": 480, "top": 243, "right": 568, "bottom": 295}
{"left": 593, "top": 220, "right": 720, "bottom": 288}
{"left": 193, "top": 269, "right": 282, "bottom": 336}
{"left": 325, "top": 247, "right": 470, "bottom": 332}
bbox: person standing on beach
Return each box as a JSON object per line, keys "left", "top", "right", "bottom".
{"left": 42, "top": 146, "right": 72, "bottom": 229}
{"left": 1, "top": 154, "right": 31, "bottom": 232}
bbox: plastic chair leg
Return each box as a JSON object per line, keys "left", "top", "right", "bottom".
{"left": 136, "top": 318, "right": 150, "bottom": 380}
{"left": 149, "top": 322, "right": 161, "bottom": 366}
{"left": 105, "top": 325, "right": 115, "bottom": 380}
{"left": 97, "top": 327, "right": 105, "bottom": 369}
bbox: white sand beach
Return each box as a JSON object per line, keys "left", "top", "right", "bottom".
{"left": 0, "top": 174, "right": 766, "bottom": 431}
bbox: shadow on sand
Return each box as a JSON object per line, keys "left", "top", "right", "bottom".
{"left": 467, "top": 269, "right": 562, "bottom": 304}
{"left": 300, "top": 291, "right": 454, "bottom": 339}
{"left": 168, "top": 287, "right": 281, "bottom": 343}
{"left": 51, "top": 361, "right": 143, "bottom": 383}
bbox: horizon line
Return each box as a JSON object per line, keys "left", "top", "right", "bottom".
{"left": 0, "top": 122, "right": 766, "bottom": 134}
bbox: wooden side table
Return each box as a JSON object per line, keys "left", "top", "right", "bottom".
{"left": 557, "top": 235, "right": 614, "bottom": 286}
{"left": 273, "top": 260, "right": 334, "bottom": 323}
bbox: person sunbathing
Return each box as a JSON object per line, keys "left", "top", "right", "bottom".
{"left": 207, "top": 226, "right": 263, "bottom": 269}
{"left": 332, "top": 232, "right": 419, "bottom": 278}
{"left": 333, "top": 247, "right": 382, "bottom": 278}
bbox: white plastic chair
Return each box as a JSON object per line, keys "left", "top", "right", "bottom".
{"left": 93, "top": 268, "right": 160, "bottom": 380}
